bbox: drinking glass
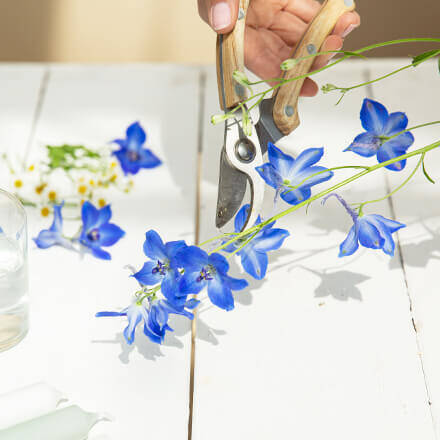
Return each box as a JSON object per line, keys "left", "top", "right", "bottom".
{"left": 0, "top": 189, "right": 28, "bottom": 351}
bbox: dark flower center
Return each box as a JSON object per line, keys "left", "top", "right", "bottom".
{"left": 127, "top": 150, "right": 140, "bottom": 162}
{"left": 87, "top": 228, "right": 100, "bottom": 242}
{"left": 197, "top": 266, "right": 213, "bottom": 283}
{"left": 152, "top": 260, "right": 167, "bottom": 276}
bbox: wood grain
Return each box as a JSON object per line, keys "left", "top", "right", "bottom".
{"left": 273, "top": 0, "right": 355, "bottom": 135}
{"left": 216, "top": 0, "right": 249, "bottom": 110}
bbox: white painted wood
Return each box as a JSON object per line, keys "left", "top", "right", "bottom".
{"left": 368, "top": 59, "right": 440, "bottom": 436}
{"left": 193, "top": 61, "right": 435, "bottom": 439}
{"left": 0, "top": 65, "right": 201, "bottom": 438}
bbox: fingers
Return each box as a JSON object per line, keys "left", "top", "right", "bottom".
{"left": 332, "top": 11, "right": 361, "bottom": 37}
{"left": 312, "top": 34, "right": 343, "bottom": 70}
{"left": 285, "top": 0, "right": 321, "bottom": 23}
{"left": 197, "top": 0, "right": 240, "bottom": 33}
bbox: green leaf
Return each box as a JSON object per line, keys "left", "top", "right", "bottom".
{"left": 412, "top": 49, "right": 440, "bottom": 67}
{"left": 46, "top": 144, "right": 101, "bottom": 171}
{"left": 422, "top": 159, "right": 435, "bottom": 184}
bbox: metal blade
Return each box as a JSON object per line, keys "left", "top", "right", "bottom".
{"left": 255, "top": 98, "right": 284, "bottom": 154}
{"left": 216, "top": 147, "right": 248, "bottom": 229}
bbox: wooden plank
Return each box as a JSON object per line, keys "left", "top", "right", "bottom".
{"left": 192, "top": 61, "right": 435, "bottom": 439}
{"left": 0, "top": 65, "right": 201, "bottom": 438}
{"left": 368, "top": 59, "right": 440, "bottom": 436}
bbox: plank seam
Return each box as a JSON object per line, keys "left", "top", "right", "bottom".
{"left": 23, "top": 66, "right": 50, "bottom": 164}
{"left": 365, "top": 68, "right": 437, "bottom": 438}
{"left": 188, "top": 67, "right": 207, "bottom": 440}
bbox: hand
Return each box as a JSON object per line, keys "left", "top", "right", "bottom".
{"left": 198, "top": 0, "right": 360, "bottom": 96}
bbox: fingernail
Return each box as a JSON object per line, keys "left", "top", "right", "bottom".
{"left": 342, "top": 23, "right": 359, "bottom": 38}
{"left": 329, "top": 45, "right": 343, "bottom": 60}
{"left": 211, "top": 2, "right": 231, "bottom": 31}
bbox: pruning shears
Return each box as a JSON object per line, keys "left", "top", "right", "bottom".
{"left": 215, "top": 0, "right": 356, "bottom": 231}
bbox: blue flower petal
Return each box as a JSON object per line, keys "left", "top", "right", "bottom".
{"left": 241, "top": 248, "right": 268, "bottom": 279}
{"left": 358, "top": 219, "right": 384, "bottom": 249}
{"left": 96, "top": 311, "right": 126, "bottom": 317}
{"left": 33, "top": 230, "right": 60, "bottom": 249}
{"left": 223, "top": 274, "right": 248, "bottom": 291}
{"left": 143, "top": 230, "right": 167, "bottom": 261}
{"left": 165, "top": 240, "right": 187, "bottom": 261}
{"left": 97, "top": 223, "right": 125, "bottom": 247}
{"left": 81, "top": 201, "right": 99, "bottom": 232}
{"left": 112, "top": 150, "right": 140, "bottom": 175}
{"left": 346, "top": 132, "right": 381, "bottom": 157}
{"left": 377, "top": 132, "right": 414, "bottom": 171}
{"left": 175, "top": 246, "right": 208, "bottom": 270}
{"left": 50, "top": 203, "right": 64, "bottom": 233}
{"left": 207, "top": 275, "right": 234, "bottom": 311}
{"left": 180, "top": 269, "right": 206, "bottom": 294}
{"left": 137, "top": 148, "right": 162, "bottom": 169}
{"left": 208, "top": 252, "right": 229, "bottom": 275}
{"left": 280, "top": 186, "right": 311, "bottom": 205}
{"left": 91, "top": 246, "right": 112, "bottom": 260}
{"left": 111, "top": 138, "right": 128, "bottom": 149}
{"left": 161, "top": 270, "right": 183, "bottom": 302}
{"left": 290, "top": 147, "right": 324, "bottom": 175}
{"left": 133, "top": 261, "right": 162, "bottom": 286}
{"left": 368, "top": 217, "right": 396, "bottom": 256}
{"left": 294, "top": 166, "right": 333, "bottom": 189}
{"left": 268, "top": 143, "right": 295, "bottom": 178}
{"left": 97, "top": 205, "right": 112, "bottom": 227}
{"left": 123, "top": 305, "right": 143, "bottom": 344}
{"left": 370, "top": 214, "right": 405, "bottom": 233}
{"left": 234, "top": 204, "right": 250, "bottom": 232}
{"left": 255, "top": 163, "right": 282, "bottom": 190}
{"left": 126, "top": 121, "right": 146, "bottom": 149}
{"left": 384, "top": 112, "right": 408, "bottom": 136}
{"left": 339, "top": 225, "right": 359, "bottom": 257}
{"left": 185, "top": 298, "right": 200, "bottom": 309}
{"left": 360, "top": 98, "right": 388, "bottom": 134}
{"left": 253, "top": 228, "right": 289, "bottom": 253}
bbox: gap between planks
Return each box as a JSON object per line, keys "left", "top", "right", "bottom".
{"left": 365, "top": 69, "right": 437, "bottom": 438}
{"left": 188, "top": 67, "right": 207, "bottom": 440}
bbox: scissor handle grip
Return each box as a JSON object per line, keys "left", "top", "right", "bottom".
{"left": 272, "top": 0, "right": 356, "bottom": 135}
{"left": 216, "top": 0, "right": 249, "bottom": 110}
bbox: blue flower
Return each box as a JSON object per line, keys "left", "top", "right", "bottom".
{"left": 224, "top": 205, "right": 289, "bottom": 280}
{"left": 79, "top": 201, "right": 125, "bottom": 260}
{"left": 176, "top": 247, "right": 248, "bottom": 311}
{"left": 323, "top": 194, "right": 405, "bottom": 257}
{"left": 256, "top": 143, "right": 333, "bottom": 205}
{"left": 33, "top": 203, "right": 73, "bottom": 250}
{"left": 132, "top": 230, "right": 187, "bottom": 304}
{"left": 345, "top": 98, "right": 414, "bottom": 171}
{"left": 112, "top": 122, "right": 161, "bottom": 175}
{"left": 96, "top": 297, "right": 198, "bottom": 345}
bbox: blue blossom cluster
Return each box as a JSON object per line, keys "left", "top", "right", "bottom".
{"left": 34, "top": 201, "right": 125, "bottom": 260}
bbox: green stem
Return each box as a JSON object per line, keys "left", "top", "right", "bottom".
{"left": 210, "top": 140, "right": 440, "bottom": 254}
{"left": 387, "top": 120, "right": 440, "bottom": 141}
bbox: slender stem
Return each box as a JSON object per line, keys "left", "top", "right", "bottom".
{"left": 358, "top": 155, "right": 424, "bottom": 210}
{"left": 199, "top": 232, "right": 237, "bottom": 247}
{"left": 210, "top": 140, "right": 440, "bottom": 254}
{"left": 387, "top": 120, "right": 440, "bottom": 141}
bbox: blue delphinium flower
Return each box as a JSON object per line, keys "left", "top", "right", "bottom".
{"left": 132, "top": 230, "right": 187, "bottom": 304}
{"left": 112, "top": 121, "right": 161, "bottom": 175}
{"left": 224, "top": 204, "right": 289, "bottom": 280}
{"left": 345, "top": 98, "right": 414, "bottom": 171}
{"left": 323, "top": 193, "right": 405, "bottom": 257}
{"left": 96, "top": 297, "right": 198, "bottom": 345}
{"left": 176, "top": 247, "right": 248, "bottom": 311}
{"left": 256, "top": 143, "right": 333, "bottom": 205}
{"left": 33, "top": 203, "right": 73, "bottom": 250}
{"left": 79, "top": 201, "right": 125, "bottom": 260}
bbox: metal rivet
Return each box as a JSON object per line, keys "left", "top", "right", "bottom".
{"left": 307, "top": 44, "right": 317, "bottom": 55}
{"left": 344, "top": 0, "right": 353, "bottom": 6}
{"left": 235, "top": 139, "right": 256, "bottom": 163}
{"left": 284, "top": 105, "right": 295, "bottom": 117}
{"left": 235, "top": 83, "right": 245, "bottom": 97}
{"left": 238, "top": 8, "right": 245, "bottom": 20}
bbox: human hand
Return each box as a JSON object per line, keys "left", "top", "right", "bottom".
{"left": 198, "top": 0, "right": 360, "bottom": 96}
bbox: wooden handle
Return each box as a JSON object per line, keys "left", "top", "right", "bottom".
{"left": 272, "top": 0, "right": 356, "bottom": 135}
{"left": 216, "top": 0, "right": 249, "bottom": 110}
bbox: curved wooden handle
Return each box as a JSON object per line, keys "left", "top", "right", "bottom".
{"left": 216, "top": 0, "right": 249, "bottom": 110}
{"left": 273, "top": 0, "right": 356, "bottom": 135}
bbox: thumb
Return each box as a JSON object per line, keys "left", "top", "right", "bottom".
{"left": 198, "top": 0, "right": 240, "bottom": 34}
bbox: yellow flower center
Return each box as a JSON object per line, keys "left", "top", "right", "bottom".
{"left": 89, "top": 179, "right": 95, "bottom": 186}
{"left": 110, "top": 174, "right": 117, "bottom": 182}
{"left": 78, "top": 184, "right": 88, "bottom": 195}
{"left": 98, "top": 198, "right": 106, "bottom": 208}
{"left": 35, "top": 183, "right": 47, "bottom": 194}
{"left": 41, "top": 207, "right": 50, "bottom": 217}
{"left": 14, "top": 179, "right": 23, "bottom": 188}
{"left": 48, "top": 190, "right": 57, "bottom": 201}
{"left": 28, "top": 165, "right": 35, "bottom": 172}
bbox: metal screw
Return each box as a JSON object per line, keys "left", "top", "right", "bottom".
{"left": 344, "top": 0, "right": 354, "bottom": 6}
{"left": 235, "top": 139, "right": 256, "bottom": 163}
{"left": 307, "top": 44, "right": 317, "bottom": 55}
{"left": 284, "top": 105, "right": 295, "bottom": 117}
{"left": 235, "top": 83, "right": 245, "bottom": 97}
{"left": 238, "top": 8, "right": 245, "bottom": 20}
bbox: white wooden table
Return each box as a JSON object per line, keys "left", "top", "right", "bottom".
{"left": 0, "top": 60, "right": 438, "bottom": 439}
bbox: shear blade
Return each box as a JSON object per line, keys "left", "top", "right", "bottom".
{"left": 216, "top": 148, "right": 247, "bottom": 229}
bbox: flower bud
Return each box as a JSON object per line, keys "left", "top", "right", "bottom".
{"left": 321, "top": 83, "right": 338, "bottom": 93}
{"left": 280, "top": 58, "right": 298, "bottom": 71}
{"left": 211, "top": 113, "right": 230, "bottom": 125}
